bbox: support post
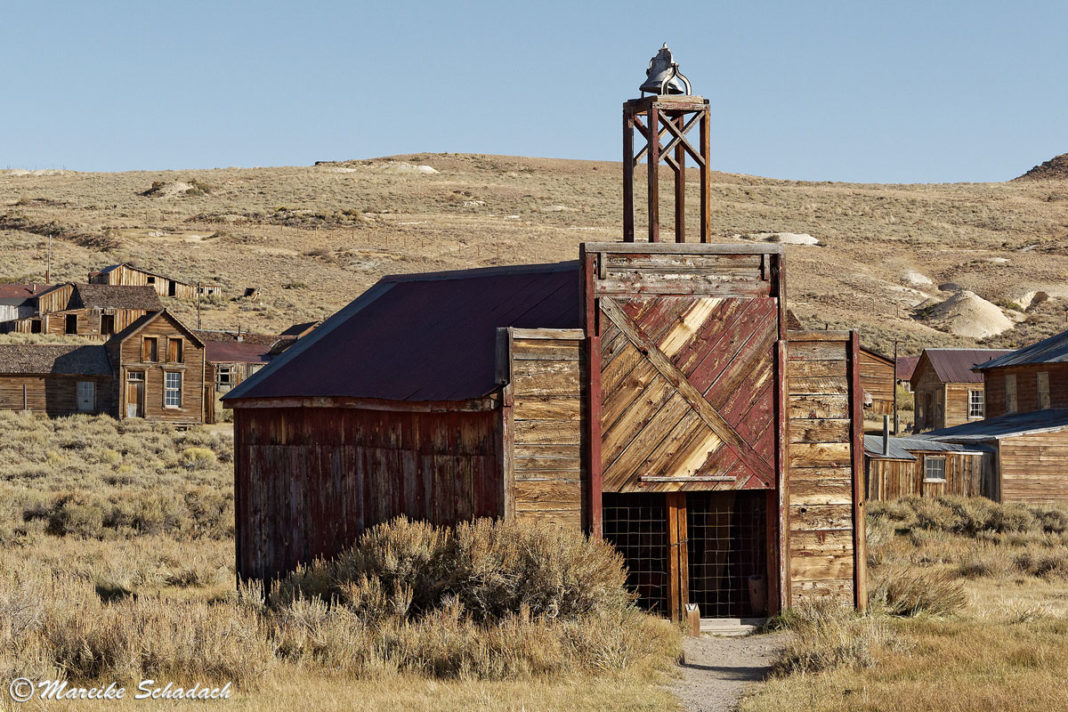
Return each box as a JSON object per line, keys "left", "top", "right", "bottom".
{"left": 700, "top": 113, "right": 710, "bottom": 243}
{"left": 848, "top": 331, "right": 868, "bottom": 612}
{"left": 623, "top": 110, "right": 635, "bottom": 243}
{"left": 580, "top": 246, "right": 603, "bottom": 536}
{"left": 666, "top": 492, "right": 688, "bottom": 621}
{"left": 674, "top": 114, "right": 685, "bottom": 243}
{"left": 647, "top": 106, "right": 660, "bottom": 242}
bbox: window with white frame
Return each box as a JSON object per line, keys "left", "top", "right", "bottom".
{"left": 924, "top": 456, "right": 947, "bottom": 482}
{"left": 164, "top": 371, "right": 182, "bottom": 407}
{"left": 216, "top": 366, "right": 233, "bottom": 391}
{"left": 969, "top": 389, "right": 984, "bottom": 418}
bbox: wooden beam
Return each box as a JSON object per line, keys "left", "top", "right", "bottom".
{"left": 647, "top": 105, "right": 660, "bottom": 243}
{"left": 775, "top": 338, "right": 789, "bottom": 614}
{"left": 623, "top": 109, "right": 635, "bottom": 242}
{"left": 700, "top": 112, "right": 710, "bottom": 243}
{"left": 674, "top": 114, "right": 685, "bottom": 243}
{"left": 581, "top": 246, "right": 603, "bottom": 537}
{"left": 224, "top": 395, "right": 498, "bottom": 412}
{"left": 639, "top": 475, "right": 735, "bottom": 483}
{"left": 848, "top": 331, "right": 868, "bottom": 612}
{"left": 508, "top": 328, "right": 585, "bottom": 340}
{"left": 583, "top": 242, "right": 784, "bottom": 255}
{"left": 666, "top": 491, "right": 686, "bottom": 620}
{"left": 599, "top": 296, "right": 775, "bottom": 481}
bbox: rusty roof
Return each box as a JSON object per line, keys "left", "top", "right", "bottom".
{"left": 205, "top": 340, "right": 272, "bottom": 364}
{"left": 914, "top": 348, "right": 1012, "bottom": 385}
{"left": 976, "top": 328, "right": 1068, "bottom": 369}
{"left": 0, "top": 283, "right": 57, "bottom": 302}
{"left": 225, "top": 261, "right": 581, "bottom": 403}
{"left": 895, "top": 355, "right": 919, "bottom": 381}
{"left": 0, "top": 344, "right": 111, "bottom": 375}
{"left": 71, "top": 284, "right": 163, "bottom": 311}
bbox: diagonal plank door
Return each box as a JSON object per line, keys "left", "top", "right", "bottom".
{"left": 600, "top": 294, "right": 779, "bottom": 492}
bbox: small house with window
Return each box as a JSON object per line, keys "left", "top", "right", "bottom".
{"left": 911, "top": 348, "right": 1011, "bottom": 431}
{"left": 106, "top": 310, "right": 207, "bottom": 424}
{"left": 13, "top": 284, "right": 163, "bottom": 339}
{"left": 88, "top": 263, "right": 221, "bottom": 300}
{"left": 864, "top": 435, "right": 993, "bottom": 501}
{"left": 0, "top": 344, "right": 114, "bottom": 416}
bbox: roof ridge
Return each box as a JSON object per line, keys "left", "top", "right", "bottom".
{"left": 381, "top": 260, "right": 579, "bottom": 284}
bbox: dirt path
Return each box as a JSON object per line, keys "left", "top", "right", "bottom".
{"left": 671, "top": 632, "right": 786, "bottom": 712}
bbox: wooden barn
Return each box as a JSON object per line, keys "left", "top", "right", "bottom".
{"left": 859, "top": 346, "right": 895, "bottom": 417}
{"left": 224, "top": 60, "right": 867, "bottom": 619}
{"left": 0, "top": 344, "right": 114, "bottom": 416}
{"left": 912, "top": 348, "right": 1011, "bottom": 431}
{"left": 13, "top": 284, "right": 163, "bottom": 338}
{"left": 977, "top": 328, "right": 1068, "bottom": 417}
{"left": 89, "top": 263, "right": 221, "bottom": 299}
{"left": 864, "top": 435, "right": 992, "bottom": 501}
{"left": 925, "top": 410, "right": 1068, "bottom": 504}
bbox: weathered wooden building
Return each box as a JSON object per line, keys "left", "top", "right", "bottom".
{"left": 864, "top": 435, "right": 992, "bottom": 501}
{"left": 13, "top": 284, "right": 163, "bottom": 338}
{"left": 925, "top": 410, "right": 1068, "bottom": 504}
{"left": 224, "top": 59, "right": 866, "bottom": 619}
{"left": 205, "top": 340, "right": 272, "bottom": 395}
{"left": 89, "top": 263, "right": 221, "bottom": 299}
{"left": 0, "top": 283, "right": 53, "bottom": 328}
{"left": 912, "top": 348, "right": 1011, "bottom": 431}
{"left": 895, "top": 355, "right": 918, "bottom": 392}
{"left": 0, "top": 344, "right": 114, "bottom": 416}
{"left": 977, "top": 329, "right": 1068, "bottom": 418}
{"left": 859, "top": 347, "right": 895, "bottom": 417}
{"left": 106, "top": 311, "right": 207, "bottom": 424}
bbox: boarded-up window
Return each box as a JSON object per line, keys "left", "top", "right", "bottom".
{"left": 164, "top": 371, "right": 182, "bottom": 407}
{"left": 1005, "top": 374, "right": 1017, "bottom": 413}
{"left": 76, "top": 381, "right": 95, "bottom": 412}
{"left": 217, "top": 365, "right": 233, "bottom": 390}
{"left": 968, "top": 389, "right": 984, "bottom": 419}
{"left": 167, "top": 338, "right": 183, "bottom": 363}
{"left": 924, "top": 456, "right": 946, "bottom": 482}
{"left": 142, "top": 337, "right": 158, "bottom": 362}
{"left": 1038, "top": 372, "right": 1050, "bottom": 410}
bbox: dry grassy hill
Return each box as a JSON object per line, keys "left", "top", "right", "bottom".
{"left": 2, "top": 154, "right": 1067, "bottom": 356}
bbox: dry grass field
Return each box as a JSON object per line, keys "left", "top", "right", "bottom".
{"left": 2, "top": 154, "right": 1067, "bottom": 355}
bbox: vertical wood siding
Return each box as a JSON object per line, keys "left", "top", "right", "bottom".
{"left": 505, "top": 330, "right": 585, "bottom": 530}
{"left": 118, "top": 316, "right": 206, "bottom": 424}
{"left": 233, "top": 405, "right": 501, "bottom": 582}
{"left": 866, "top": 453, "right": 986, "bottom": 500}
{"left": 786, "top": 335, "right": 860, "bottom": 608}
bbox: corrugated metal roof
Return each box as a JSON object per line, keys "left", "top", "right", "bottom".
{"left": 0, "top": 344, "right": 111, "bottom": 375}
{"left": 864, "top": 435, "right": 989, "bottom": 460}
{"left": 205, "top": 340, "right": 272, "bottom": 364}
{"left": 224, "top": 261, "right": 582, "bottom": 403}
{"left": 926, "top": 408, "right": 1068, "bottom": 441}
{"left": 917, "top": 348, "right": 1012, "bottom": 384}
{"left": 896, "top": 355, "right": 919, "bottom": 381}
{"left": 977, "top": 328, "right": 1068, "bottom": 369}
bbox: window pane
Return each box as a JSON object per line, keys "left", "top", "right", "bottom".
{"left": 164, "top": 372, "right": 182, "bottom": 407}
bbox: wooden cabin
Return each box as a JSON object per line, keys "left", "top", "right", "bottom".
{"left": 225, "top": 244, "right": 868, "bottom": 618}
{"left": 911, "top": 348, "right": 1011, "bottom": 431}
{"left": 13, "top": 284, "right": 162, "bottom": 339}
{"left": 0, "top": 284, "right": 52, "bottom": 328}
{"left": 859, "top": 347, "right": 895, "bottom": 417}
{"left": 0, "top": 344, "right": 114, "bottom": 416}
{"left": 89, "top": 263, "right": 221, "bottom": 300}
{"left": 926, "top": 410, "right": 1068, "bottom": 504}
{"left": 205, "top": 341, "right": 272, "bottom": 395}
{"left": 106, "top": 310, "right": 207, "bottom": 425}
{"left": 864, "top": 435, "right": 992, "bottom": 501}
{"left": 977, "top": 329, "right": 1068, "bottom": 418}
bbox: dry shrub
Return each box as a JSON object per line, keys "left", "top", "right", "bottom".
{"left": 773, "top": 599, "right": 885, "bottom": 675}
{"left": 869, "top": 564, "right": 967, "bottom": 616}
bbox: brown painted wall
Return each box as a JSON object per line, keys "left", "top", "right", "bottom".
{"left": 118, "top": 316, "right": 205, "bottom": 424}
{"left": 985, "top": 364, "right": 1068, "bottom": 418}
{"left": 999, "top": 428, "right": 1068, "bottom": 504}
{"left": 0, "top": 374, "right": 114, "bottom": 416}
{"left": 505, "top": 330, "right": 585, "bottom": 530}
{"left": 233, "top": 405, "right": 502, "bottom": 582}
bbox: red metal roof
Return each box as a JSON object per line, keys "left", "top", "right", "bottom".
{"left": 205, "top": 340, "right": 273, "bottom": 364}
{"left": 0, "top": 283, "right": 56, "bottom": 300}
{"left": 225, "top": 261, "right": 581, "bottom": 403}
{"left": 918, "top": 348, "right": 1013, "bottom": 384}
{"left": 895, "top": 355, "right": 919, "bottom": 381}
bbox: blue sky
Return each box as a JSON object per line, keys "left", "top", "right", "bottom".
{"left": 2, "top": 1, "right": 1065, "bottom": 182}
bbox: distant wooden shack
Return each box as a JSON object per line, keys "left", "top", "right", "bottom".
{"left": 0, "top": 345, "right": 114, "bottom": 416}
{"left": 0, "top": 284, "right": 52, "bottom": 327}
{"left": 13, "top": 284, "right": 162, "bottom": 338}
{"left": 89, "top": 263, "right": 221, "bottom": 299}
{"left": 864, "top": 435, "right": 992, "bottom": 501}
{"left": 224, "top": 243, "right": 868, "bottom": 619}
{"left": 912, "top": 348, "right": 1011, "bottom": 431}
{"left": 977, "top": 329, "right": 1068, "bottom": 417}
{"left": 859, "top": 347, "right": 895, "bottom": 417}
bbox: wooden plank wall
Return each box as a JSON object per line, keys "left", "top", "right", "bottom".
{"left": 233, "top": 405, "right": 501, "bottom": 582}
{"left": 859, "top": 349, "right": 895, "bottom": 416}
{"left": 0, "top": 374, "right": 114, "bottom": 416}
{"left": 866, "top": 453, "right": 986, "bottom": 500}
{"left": 944, "top": 383, "right": 983, "bottom": 428}
{"left": 985, "top": 365, "right": 1068, "bottom": 418}
{"left": 96, "top": 264, "right": 198, "bottom": 299}
{"left": 502, "top": 328, "right": 585, "bottom": 530}
{"left": 999, "top": 428, "right": 1068, "bottom": 504}
{"left": 786, "top": 332, "right": 863, "bottom": 608}
{"left": 865, "top": 458, "right": 917, "bottom": 500}
{"left": 15, "top": 308, "right": 149, "bottom": 337}
{"left": 118, "top": 316, "right": 206, "bottom": 424}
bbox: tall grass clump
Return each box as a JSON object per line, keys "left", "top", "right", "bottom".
{"left": 772, "top": 599, "right": 889, "bottom": 675}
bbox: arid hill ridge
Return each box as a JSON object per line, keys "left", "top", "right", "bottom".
{"left": 1016, "top": 153, "right": 1068, "bottom": 181}
{"left": 2, "top": 152, "right": 1066, "bottom": 356}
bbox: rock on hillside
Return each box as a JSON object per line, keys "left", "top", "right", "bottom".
{"left": 921, "top": 290, "right": 1014, "bottom": 339}
{"left": 1015, "top": 153, "right": 1068, "bottom": 181}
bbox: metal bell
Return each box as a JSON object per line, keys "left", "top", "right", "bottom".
{"left": 639, "top": 43, "right": 692, "bottom": 96}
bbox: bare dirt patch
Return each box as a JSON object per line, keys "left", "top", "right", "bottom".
{"left": 673, "top": 633, "right": 786, "bottom": 712}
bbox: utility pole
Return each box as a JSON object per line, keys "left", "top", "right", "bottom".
{"left": 45, "top": 234, "right": 52, "bottom": 283}
{"left": 893, "top": 339, "right": 899, "bottom": 435}
{"left": 196, "top": 282, "right": 202, "bottom": 329}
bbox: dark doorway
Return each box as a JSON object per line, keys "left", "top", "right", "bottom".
{"left": 101, "top": 314, "right": 115, "bottom": 336}
{"left": 168, "top": 281, "right": 177, "bottom": 297}
{"left": 65, "top": 314, "right": 78, "bottom": 334}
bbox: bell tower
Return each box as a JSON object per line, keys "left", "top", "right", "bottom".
{"left": 623, "top": 44, "right": 711, "bottom": 243}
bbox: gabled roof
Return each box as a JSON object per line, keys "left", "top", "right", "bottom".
{"left": 225, "top": 261, "right": 582, "bottom": 403}
{"left": 205, "top": 340, "right": 271, "bottom": 364}
{"left": 279, "top": 320, "right": 320, "bottom": 338}
{"left": 0, "top": 283, "right": 57, "bottom": 304}
{"left": 913, "top": 348, "right": 1012, "bottom": 385}
{"left": 0, "top": 344, "right": 111, "bottom": 375}
{"left": 864, "top": 435, "right": 989, "bottom": 460}
{"left": 95, "top": 263, "right": 187, "bottom": 284}
{"left": 926, "top": 408, "right": 1068, "bottom": 442}
{"left": 71, "top": 284, "right": 163, "bottom": 311}
{"left": 977, "top": 328, "right": 1068, "bottom": 370}
{"left": 112, "top": 310, "right": 204, "bottom": 347}
{"left": 896, "top": 355, "right": 919, "bottom": 381}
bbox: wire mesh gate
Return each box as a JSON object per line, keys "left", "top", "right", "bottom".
{"left": 602, "top": 491, "right": 768, "bottom": 619}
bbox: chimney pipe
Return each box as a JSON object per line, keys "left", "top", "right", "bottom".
{"left": 882, "top": 415, "right": 891, "bottom": 456}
